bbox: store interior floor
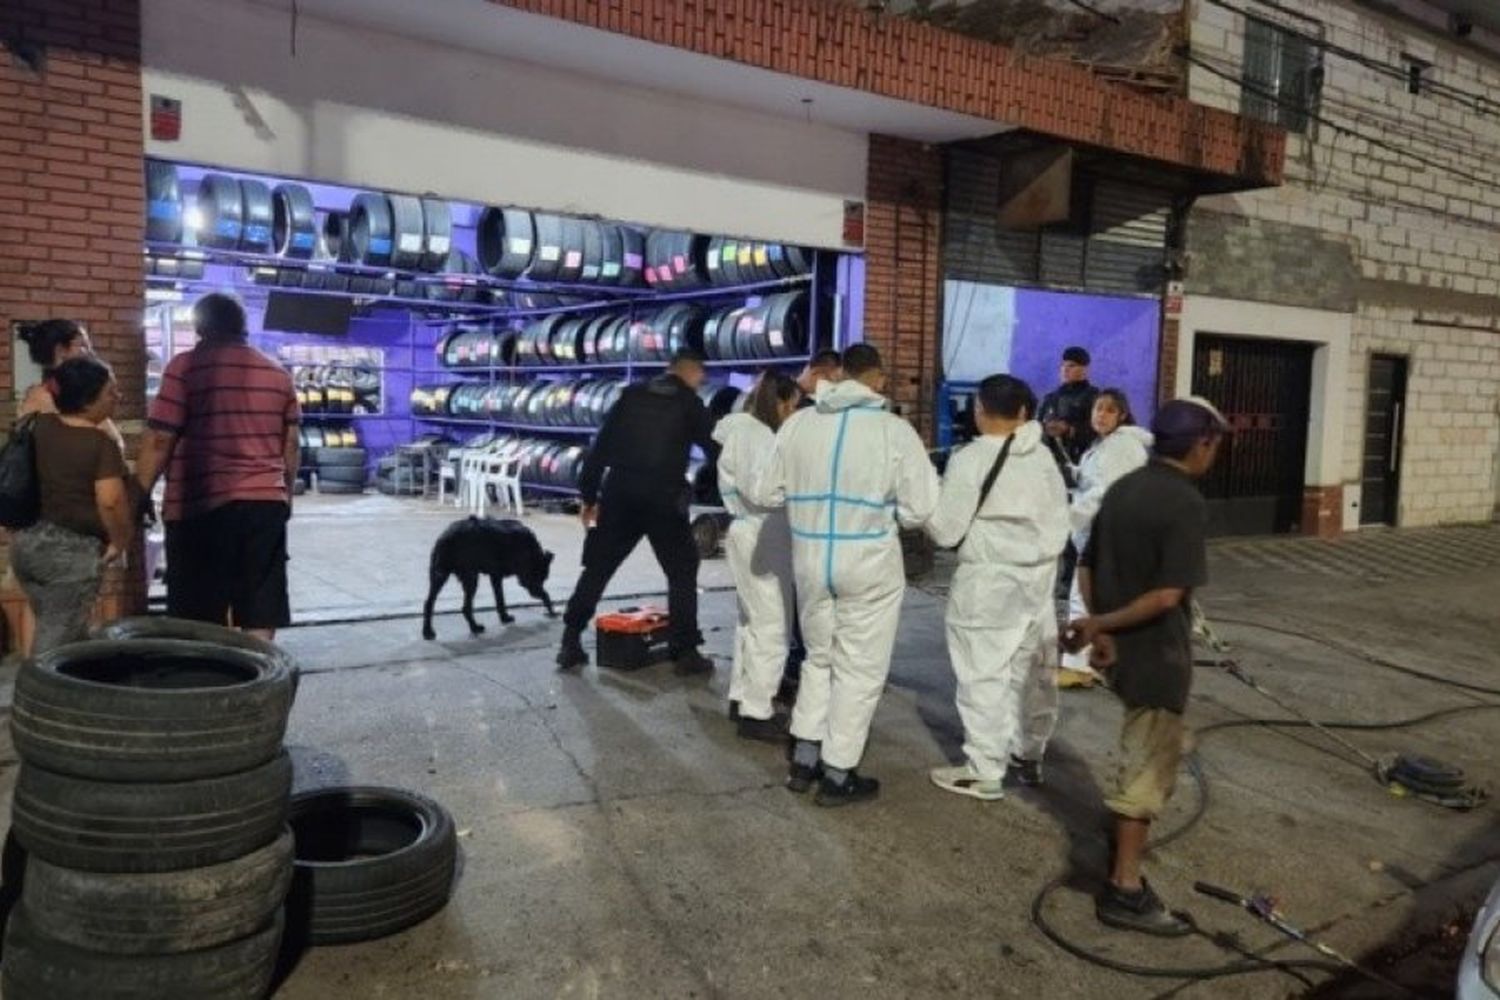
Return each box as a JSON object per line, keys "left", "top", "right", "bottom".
{"left": 270, "top": 494, "right": 735, "bottom": 627}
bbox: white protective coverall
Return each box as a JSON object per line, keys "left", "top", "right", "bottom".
{"left": 1061, "top": 425, "right": 1153, "bottom": 670}
{"left": 713, "top": 412, "right": 795, "bottom": 721}
{"left": 926, "top": 422, "right": 1069, "bottom": 779}
{"left": 748, "top": 379, "right": 939, "bottom": 770}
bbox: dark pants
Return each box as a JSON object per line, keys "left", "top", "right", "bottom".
{"left": 166, "top": 501, "right": 291, "bottom": 631}
{"left": 564, "top": 489, "right": 700, "bottom": 654}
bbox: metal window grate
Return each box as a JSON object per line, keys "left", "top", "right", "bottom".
{"left": 1241, "top": 16, "right": 1322, "bottom": 133}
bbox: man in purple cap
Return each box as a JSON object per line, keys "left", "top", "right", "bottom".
{"left": 1064, "top": 395, "right": 1228, "bottom": 937}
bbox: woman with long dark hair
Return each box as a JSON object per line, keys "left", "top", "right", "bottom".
{"left": 10, "top": 357, "right": 134, "bottom": 653}
{"left": 1059, "top": 388, "right": 1153, "bottom": 688}
{"left": 712, "top": 371, "right": 801, "bottom": 741}
{"left": 17, "top": 319, "right": 125, "bottom": 450}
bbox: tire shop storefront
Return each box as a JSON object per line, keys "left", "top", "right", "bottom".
{"left": 114, "top": 0, "right": 1012, "bottom": 622}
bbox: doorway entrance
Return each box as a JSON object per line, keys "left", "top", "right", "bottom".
{"left": 1191, "top": 334, "right": 1314, "bottom": 536}
{"left": 1360, "top": 354, "right": 1407, "bottom": 526}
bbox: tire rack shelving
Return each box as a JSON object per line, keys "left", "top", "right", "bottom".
{"left": 143, "top": 238, "right": 834, "bottom": 498}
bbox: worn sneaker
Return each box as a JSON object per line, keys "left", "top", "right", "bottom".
{"left": 1007, "top": 756, "right": 1044, "bottom": 788}
{"left": 673, "top": 649, "right": 714, "bottom": 676}
{"left": 556, "top": 630, "right": 588, "bottom": 672}
{"left": 1095, "top": 879, "right": 1193, "bottom": 937}
{"left": 929, "top": 764, "right": 1005, "bottom": 801}
{"left": 815, "top": 770, "right": 880, "bottom": 807}
{"left": 786, "top": 761, "right": 822, "bottom": 794}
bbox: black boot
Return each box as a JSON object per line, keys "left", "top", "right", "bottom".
{"left": 815, "top": 770, "right": 880, "bottom": 807}
{"left": 736, "top": 713, "right": 787, "bottom": 744}
{"left": 556, "top": 627, "right": 588, "bottom": 671}
{"left": 673, "top": 648, "right": 714, "bottom": 676}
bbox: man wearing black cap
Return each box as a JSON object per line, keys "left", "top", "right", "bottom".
{"left": 1038, "top": 346, "right": 1099, "bottom": 466}
{"left": 1064, "top": 396, "right": 1228, "bottom": 937}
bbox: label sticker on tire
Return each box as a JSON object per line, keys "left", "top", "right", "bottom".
{"left": 510, "top": 238, "right": 533, "bottom": 256}
{"left": 565, "top": 250, "right": 582, "bottom": 268}
{"left": 540, "top": 245, "right": 561, "bottom": 262}
{"left": 399, "top": 233, "right": 423, "bottom": 254}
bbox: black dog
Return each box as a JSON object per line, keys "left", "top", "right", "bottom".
{"left": 422, "top": 517, "right": 556, "bottom": 640}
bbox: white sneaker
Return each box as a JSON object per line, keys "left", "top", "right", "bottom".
{"left": 929, "top": 764, "right": 1005, "bottom": 801}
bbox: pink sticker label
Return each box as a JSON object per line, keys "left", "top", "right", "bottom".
{"left": 656, "top": 265, "right": 673, "bottom": 282}
{"left": 673, "top": 254, "right": 687, "bottom": 272}
{"left": 624, "top": 252, "right": 643, "bottom": 269}
{"left": 565, "top": 251, "right": 582, "bottom": 268}
{"left": 644, "top": 270, "right": 658, "bottom": 285}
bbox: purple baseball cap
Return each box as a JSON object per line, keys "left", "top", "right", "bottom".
{"left": 1151, "top": 395, "right": 1231, "bottom": 440}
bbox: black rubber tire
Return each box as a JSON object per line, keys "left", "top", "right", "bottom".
{"left": 11, "top": 639, "right": 293, "bottom": 783}
{"left": 316, "top": 465, "right": 366, "bottom": 486}
{"left": 21, "top": 829, "right": 292, "bottom": 955}
{"left": 271, "top": 183, "right": 316, "bottom": 259}
{"left": 237, "top": 179, "right": 273, "bottom": 253}
{"left": 598, "top": 224, "right": 624, "bottom": 285}
{"left": 579, "top": 220, "right": 604, "bottom": 283}
{"left": 144, "top": 161, "right": 182, "bottom": 243}
{"left": 2, "top": 905, "right": 283, "bottom": 1000}
{"left": 322, "top": 210, "right": 351, "bottom": 262}
{"left": 786, "top": 245, "right": 813, "bottom": 276}
{"left": 196, "top": 174, "right": 243, "bottom": 250}
{"left": 313, "top": 446, "right": 367, "bottom": 468}
{"left": 557, "top": 217, "right": 586, "bottom": 283}
{"left": 692, "top": 514, "right": 722, "bottom": 560}
{"left": 527, "top": 213, "right": 565, "bottom": 282}
{"left": 644, "top": 230, "right": 670, "bottom": 289}
{"left": 287, "top": 786, "right": 457, "bottom": 946}
{"left": 349, "top": 192, "right": 394, "bottom": 267}
{"left": 476, "top": 207, "right": 535, "bottom": 278}
{"left": 419, "top": 196, "right": 452, "bottom": 273}
{"left": 317, "top": 481, "right": 365, "bottom": 495}
{"left": 386, "top": 194, "right": 426, "bottom": 271}
{"left": 13, "top": 752, "right": 292, "bottom": 874}
{"left": 718, "top": 237, "right": 743, "bottom": 286}
{"left": 617, "top": 226, "right": 646, "bottom": 286}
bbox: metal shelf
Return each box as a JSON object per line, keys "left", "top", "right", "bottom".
{"left": 416, "top": 354, "right": 813, "bottom": 377}
{"left": 412, "top": 415, "right": 598, "bottom": 435}
{"left": 145, "top": 241, "right": 811, "bottom": 321}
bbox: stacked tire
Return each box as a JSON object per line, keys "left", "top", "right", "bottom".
{"left": 315, "top": 446, "right": 367, "bottom": 495}
{"left": 4, "top": 621, "right": 297, "bottom": 999}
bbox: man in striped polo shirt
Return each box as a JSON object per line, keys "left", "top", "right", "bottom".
{"left": 136, "top": 293, "right": 301, "bottom": 638}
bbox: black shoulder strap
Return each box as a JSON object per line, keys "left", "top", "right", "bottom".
{"left": 957, "top": 434, "right": 1014, "bottom": 547}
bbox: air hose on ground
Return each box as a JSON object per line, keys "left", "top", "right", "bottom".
{"left": 1030, "top": 606, "right": 1498, "bottom": 994}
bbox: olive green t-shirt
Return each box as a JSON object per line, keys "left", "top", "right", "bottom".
{"left": 33, "top": 414, "right": 128, "bottom": 540}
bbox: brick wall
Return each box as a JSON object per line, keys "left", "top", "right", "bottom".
{"left": 1, "top": 0, "right": 148, "bottom": 629}
{"left": 1186, "top": 0, "right": 1500, "bottom": 525}
{"left": 490, "top": 0, "right": 1284, "bottom": 186}
{"left": 863, "top": 134, "right": 943, "bottom": 441}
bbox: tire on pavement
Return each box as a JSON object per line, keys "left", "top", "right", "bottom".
{"left": 11, "top": 639, "right": 292, "bottom": 783}
{"left": 286, "top": 786, "right": 457, "bottom": 946}
{"left": 1, "top": 905, "right": 283, "bottom": 1000}
{"left": 12, "top": 752, "right": 292, "bottom": 874}
{"left": 21, "top": 828, "right": 292, "bottom": 955}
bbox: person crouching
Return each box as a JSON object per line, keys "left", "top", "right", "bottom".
{"left": 923, "top": 374, "right": 1069, "bottom": 799}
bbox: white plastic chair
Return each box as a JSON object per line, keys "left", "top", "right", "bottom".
{"left": 438, "top": 446, "right": 470, "bottom": 507}
{"left": 474, "top": 446, "right": 523, "bottom": 517}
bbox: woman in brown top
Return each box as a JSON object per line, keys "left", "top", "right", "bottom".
{"left": 16, "top": 319, "right": 125, "bottom": 451}
{"left": 10, "top": 357, "right": 133, "bottom": 654}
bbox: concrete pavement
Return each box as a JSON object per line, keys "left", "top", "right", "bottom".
{"left": 5, "top": 518, "right": 1498, "bottom": 998}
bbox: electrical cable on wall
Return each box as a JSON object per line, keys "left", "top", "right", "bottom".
{"left": 1180, "top": 47, "right": 1500, "bottom": 189}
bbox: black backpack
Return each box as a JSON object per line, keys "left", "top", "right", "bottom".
{"left": 0, "top": 417, "right": 41, "bottom": 530}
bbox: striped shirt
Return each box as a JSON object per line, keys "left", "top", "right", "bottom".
{"left": 148, "top": 341, "right": 300, "bottom": 522}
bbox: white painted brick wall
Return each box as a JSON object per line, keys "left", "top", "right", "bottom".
{"left": 1189, "top": 0, "right": 1500, "bottom": 525}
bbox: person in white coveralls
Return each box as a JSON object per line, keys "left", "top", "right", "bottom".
{"left": 747, "top": 343, "right": 939, "bottom": 807}
{"left": 923, "top": 374, "right": 1070, "bottom": 799}
{"left": 1058, "top": 388, "right": 1153, "bottom": 689}
{"left": 712, "top": 371, "right": 802, "bottom": 743}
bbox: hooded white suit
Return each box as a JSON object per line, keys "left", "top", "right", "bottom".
{"left": 748, "top": 379, "right": 939, "bottom": 770}
{"left": 1062, "top": 425, "right": 1153, "bottom": 671}
{"left": 713, "top": 412, "right": 795, "bottom": 722}
{"left": 926, "top": 422, "right": 1069, "bottom": 779}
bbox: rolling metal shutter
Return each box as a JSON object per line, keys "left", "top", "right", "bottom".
{"left": 942, "top": 149, "right": 1171, "bottom": 297}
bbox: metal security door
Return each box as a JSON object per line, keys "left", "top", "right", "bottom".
{"left": 1191, "top": 335, "right": 1314, "bottom": 536}
{"left": 1360, "top": 355, "right": 1406, "bottom": 526}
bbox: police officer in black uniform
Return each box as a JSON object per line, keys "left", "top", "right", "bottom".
{"left": 557, "top": 349, "right": 716, "bottom": 674}
{"left": 1038, "top": 346, "right": 1100, "bottom": 466}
